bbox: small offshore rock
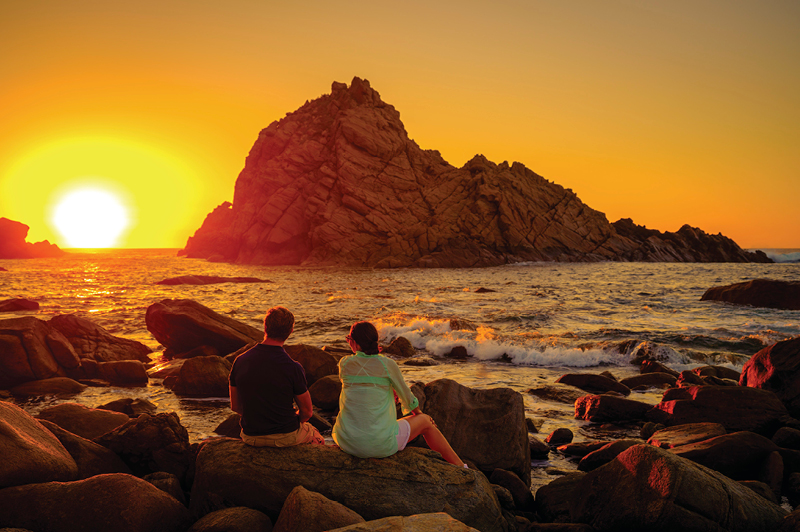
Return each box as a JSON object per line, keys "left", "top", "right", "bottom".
{"left": 381, "top": 336, "right": 415, "bottom": 358}
{"left": 0, "top": 298, "right": 39, "bottom": 312}
{"left": 446, "top": 345, "right": 469, "bottom": 359}
{"left": 545, "top": 428, "right": 573, "bottom": 446}
{"left": 156, "top": 275, "right": 272, "bottom": 285}
{"left": 9, "top": 377, "right": 86, "bottom": 396}
{"left": 403, "top": 356, "right": 439, "bottom": 366}
{"left": 701, "top": 278, "right": 800, "bottom": 310}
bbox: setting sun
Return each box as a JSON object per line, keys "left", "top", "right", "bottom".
{"left": 51, "top": 187, "right": 130, "bottom": 248}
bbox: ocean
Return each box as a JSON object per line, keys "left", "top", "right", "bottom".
{"left": 1, "top": 248, "right": 798, "bottom": 490}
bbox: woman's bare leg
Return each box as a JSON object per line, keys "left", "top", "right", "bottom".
{"left": 403, "top": 414, "right": 465, "bottom": 467}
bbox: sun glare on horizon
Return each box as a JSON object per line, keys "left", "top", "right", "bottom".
{"left": 51, "top": 187, "right": 131, "bottom": 248}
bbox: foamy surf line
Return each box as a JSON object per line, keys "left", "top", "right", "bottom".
{"left": 375, "top": 317, "right": 641, "bottom": 368}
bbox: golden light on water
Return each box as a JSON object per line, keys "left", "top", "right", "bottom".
{"left": 51, "top": 187, "right": 130, "bottom": 248}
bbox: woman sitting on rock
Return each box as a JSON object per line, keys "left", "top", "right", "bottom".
{"left": 332, "top": 321, "right": 466, "bottom": 467}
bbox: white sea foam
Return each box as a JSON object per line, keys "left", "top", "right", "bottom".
{"left": 758, "top": 249, "right": 800, "bottom": 263}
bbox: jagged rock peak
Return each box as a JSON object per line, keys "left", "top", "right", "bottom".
{"left": 180, "top": 79, "right": 770, "bottom": 268}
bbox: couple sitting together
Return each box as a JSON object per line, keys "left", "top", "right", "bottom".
{"left": 229, "top": 306, "right": 466, "bottom": 468}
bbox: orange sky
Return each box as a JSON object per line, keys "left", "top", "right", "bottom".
{"left": 1, "top": 1, "right": 798, "bottom": 249}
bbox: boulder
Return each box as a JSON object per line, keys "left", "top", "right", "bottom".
{"left": 0, "top": 217, "right": 63, "bottom": 259}
{"left": 670, "top": 431, "right": 780, "bottom": 481}
{"left": 557, "top": 441, "right": 608, "bottom": 458}
{"left": 189, "top": 507, "right": 273, "bottom": 532}
{"left": 526, "top": 385, "right": 586, "bottom": 405}
{"left": 529, "top": 435, "right": 550, "bottom": 459}
{"left": 701, "top": 279, "right": 800, "bottom": 310}
{"left": 647, "top": 422, "right": 727, "bottom": 449}
{"left": 284, "top": 344, "right": 343, "bottom": 386}
{"left": 740, "top": 337, "right": 800, "bottom": 418}
{"left": 545, "top": 428, "right": 573, "bottom": 445}
{"left": 9, "top": 377, "right": 86, "bottom": 396}
{"left": 574, "top": 394, "right": 652, "bottom": 423}
{"left": 156, "top": 275, "right": 272, "bottom": 285}
{"left": 145, "top": 299, "right": 262, "bottom": 357}
{"left": 214, "top": 412, "right": 242, "bottom": 438}
{"left": 693, "top": 365, "right": 741, "bottom": 381}
{"left": 570, "top": 444, "right": 787, "bottom": 532}
{"left": 774, "top": 427, "right": 800, "bottom": 450}
{"left": 98, "top": 398, "right": 158, "bottom": 418}
{"left": 740, "top": 480, "right": 780, "bottom": 504}
{"left": 380, "top": 336, "right": 415, "bottom": 358}
{"left": 308, "top": 374, "right": 342, "bottom": 410}
{"left": 36, "top": 403, "right": 129, "bottom": 440}
{"left": 489, "top": 468, "right": 534, "bottom": 512}
{"left": 189, "top": 440, "right": 505, "bottom": 532}
{"left": 0, "top": 299, "right": 39, "bottom": 312}
{"left": 94, "top": 412, "right": 193, "bottom": 481}
{"left": 0, "top": 401, "right": 77, "bottom": 488}
{"left": 555, "top": 374, "right": 631, "bottom": 396}
{"left": 273, "top": 485, "right": 364, "bottom": 532}
{"left": 37, "top": 419, "right": 131, "bottom": 479}
{"left": 48, "top": 314, "right": 152, "bottom": 363}
{"left": 327, "top": 513, "right": 480, "bottom": 532}
{"left": 0, "top": 473, "right": 192, "bottom": 532}
{"left": 640, "top": 359, "right": 680, "bottom": 378}
{"left": 404, "top": 356, "right": 439, "bottom": 367}
{"left": 534, "top": 472, "right": 586, "bottom": 523}
{"left": 143, "top": 472, "right": 187, "bottom": 505}
{"left": 619, "top": 372, "right": 676, "bottom": 389}
{"left": 577, "top": 439, "right": 642, "bottom": 472}
{"left": 170, "top": 355, "right": 231, "bottom": 397}
{"left": 675, "top": 370, "right": 706, "bottom": 387}
{"left": 147, "top": 358, "right": 186, "bottom": 378}
{"left": 445, "top": 346, "right": 470, "bottom": 359}
{"left": 97, "top": 360, "right": 149, "bottom": 386}
{"left": 646, "top": 385, "right": 792, "bottom": 436}
{"left": 415, "top": 378, "right": 530, "bottom": 485}
{"left": 0, "top": 316, "right": 80, "bottom": 389}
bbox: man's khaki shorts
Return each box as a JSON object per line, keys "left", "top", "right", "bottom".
{"left": 240, "top": 422, "right": 324, "bottom": 447}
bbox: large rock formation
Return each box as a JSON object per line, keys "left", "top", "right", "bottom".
{"left": 0, "top": 217, "right": 63, "bottom": 258}
{"left": 702, "top": 279, "right": 800, "bottom": 310}
{"left": 180, "top": 77, "right": 770, "bottom": 268}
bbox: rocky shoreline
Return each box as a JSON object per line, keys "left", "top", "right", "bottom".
{"left": 2, "top": 298, "right": 800, "bottom": 531}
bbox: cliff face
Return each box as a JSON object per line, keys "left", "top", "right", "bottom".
{"left": 181, "top": 77, "right": 770, "bottom": 267}
{"left": 0, "top": 218, "right": 64, "bottom": 259}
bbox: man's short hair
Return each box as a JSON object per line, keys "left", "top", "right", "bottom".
{"left": 264, "top": 306, "right": 294, "bottom": 341}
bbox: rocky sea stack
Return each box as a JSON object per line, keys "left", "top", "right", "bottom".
{"left": 0, "top": 218, "right": 63, "bottom": 259}
{"left": 181, "top": 77, "right": 770, "bottom": 268}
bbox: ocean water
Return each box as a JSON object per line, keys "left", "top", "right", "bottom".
{"left": 2, "top": 248, "right": 798, "bottom": 490}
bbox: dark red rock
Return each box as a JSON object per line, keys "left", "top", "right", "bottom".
{"left": 694, "top": 365, "right": 741, "bottom": 381}
{"left": 379, "top": 336, "right": 415, "bottom": 358}
{"left": 446, "top": 345, "right": 469, "bottom": 359}
{"left": 740, "top": 337, "right": 800, "bottom": 418}
{"left": 556, "top": 373, "right": 631, "bottom": 396}
{"left": 670, "top": 431, "right": 780, "bottom": 481}
{"left": 701, "top": 279, "right": 800, "bottom": 310}
{"left": 640, "top": 359, "right": 680, "bottom": 378}
{"left": 647, "top": 422, "right": 727, "bottom": 449}
{"left": 38, "top": 419, "right": 132, "bottom": 479}
{"left": 575, "top": 394, "right": 652, "bottom": 423}
{"left": 36, "top": 402, "right": 129, "bottom": 440}
{"left": 155, "top": 275, "right": 272, "bottom": 285}
{"left": 308, "top": 374, "right": 341, "bottom": 411}
{"left": 619, "top": 372, "right": 676, "bottom": 389}
{"left": 97, "top": 360, "right": 149, "bottom": 386}
{"left": 0, "top": 298, "right": 39, "bottom": 312}
{"left": 578, "top": 439, "right": 642, "bottom": 471}
{"left": 0, "top": 316, "right": 80, "bottom": 389}
{"left": 545, "top": 428, "right": 573, "bottom": 445}
{"left": 170, "top": 355, "right": 231, "bottom": 397}
{"left": 48, "top": 314, "right": 152, "bottom": 363}
{"left": 0, "top": 217, "right": 64, "bottom": 259}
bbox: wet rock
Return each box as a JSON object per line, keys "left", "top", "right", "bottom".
{"left": 534, "top": 472, "right": 586, "bottom": 523}
{"left": 676, "top": 369, "right": 706, "bottom": 387}
{"left": 415, "top": 378, "right": 530, "bottom": 485}
{"left": 629, "top": 341, "right": 681, "bottom": 366}
{"left": 0, "top": 401, "right": 77, "bottom": 488}
{"left": 670, "top": 431, "right": 780, "bottom": 481}
{"left": 36, "top": 402, "right": 130, "bottom": 440}
{"left": 556, "top": 373, "right": 631, "bottom": 396}
{"left": 170, "top": 355, "right": 231, "bottom": 397}
{"left": 489, "top": 468, "right": 534, "bottom": 512}
{"left": 381, "top": 336, "right": 415, "bottom": 358}
{"left": 474, "top": 287, "right": 496, "bottom": 293}
{"left": 145, "top": 299, "right": 262, "bottom": 357}
{"left": 449, "top": 318, "right": 478, "bottom": 332}
{"left": 190, "top": 440, "right": 505, "bottom": 532}
{"left": 94, "top": 412, "right": 193, "bottom": 482}
{"left": 646, "top": 385, "right": 792, "bottom": 436}
{"left": 143, "top": 472, "right": 186, "bottom": 506}
{"left": 570, "top": 444, "right": 787, "bottom": 532}
{"left": 574, "top": 394, "right": 652, "bottom": 423}
{"left": 545, "top": 428, "right": 573, "bottom": 445}
{"left": 9, "top": 377, "right": 86, "bottom": 396}
{"left": 640, "top": 359, "right": 680, "bottom": 378}
{"left": 0, "top": 299, "right": 39, "bottom": 312}
{"left": 308, "top": 374, "right": 342, "bottom": 411}
{"left": 578, "top": 439, "right": 642, "bottom": 472}
{"left": 446, "top": 345, "right": 469, "bottom": 359}
{"left": 525, "top": 417, "right": 541, "bottom": 433}
{"left": 619, "top": 372, "right": 676, "bottom": 389}
{"left": 0, "top": 316, "right": 80, "bottom": 389}
{"left": 557, "top": 441, "right": 608, "bottom": 458}
{"left": 403, "top": 356, "right": 439, "bottom": 366}
{"left": 529, "top": 435, "right": 550, "bottom": 459}
{"left": 0, "top": 473, "right": 191, "bottom": 532}
{"left": 156, "top": 275, "right": 272, "bottom": 285}
{"left": 526, "top": 385, "right": 585, "bottom": 404}
{"left": 98, "top": 398, "right": 158, "bottom": 418}
{"left": 97, "top": 360, "right": 149, "bottom": 386}
{"left": 693, "top": 365, "right": 741, "bottom": 381}
{"left": 214, "top": 413, "right": 242, "bottom": 438}
{"left": 49, "top": 314, "right": 152, "bottom": 363}
{"left": 273, "top": 485, "right": 364, "bottom": 532}
{"left": 0, "top": 217, "right": 64, "bottom": 259}
{"left": 38, "top": 419, "right": 131, "bottom": 479}
{"left": 774, "top": 427, "right": 800, "bottom": 450}
{"left": 640, "top": 421, "right": 665, "bottom": 440}
{"left": 701, "top": 278, "right": 800, "bottom": 310}
{"left": 284, "top": 344, "right": 343, "bottom": 386}
{"left": 327, "top": 513, "right": 480, "bottom": 532}
{"left": 647, "top": 422, "right": 727, "bottom": 449}
{"left": 189, "top": 507, "right": 273, "bottom": 532}
{"left": 740, "top": 336, "right": 800, "bottom": 418}
{"left": 147, "top": 358, "right": 186, "bottom": 378}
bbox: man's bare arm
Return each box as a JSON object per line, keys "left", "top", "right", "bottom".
{"left": 229, "top": 385, "right": 243, "bottom": 415}
{"left": 295, "top": 390, "right": 313, "bottom": 423}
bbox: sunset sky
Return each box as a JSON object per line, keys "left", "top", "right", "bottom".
{"left": 1, "top": 1, "right": 798, "bottom": 249}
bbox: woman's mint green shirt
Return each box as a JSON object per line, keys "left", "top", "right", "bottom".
{"left": 332, "top": 351, "right": 420, "bottom": 458}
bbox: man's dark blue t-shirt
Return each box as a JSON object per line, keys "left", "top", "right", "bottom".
{"left": 229, "top": 344, "right": 308, "bottom": 436}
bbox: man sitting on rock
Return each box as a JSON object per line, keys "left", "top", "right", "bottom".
{"left": 229, "top": 306, "right": 324, "bottom": 446}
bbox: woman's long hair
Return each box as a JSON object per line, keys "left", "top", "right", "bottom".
{"left": 349, "top": 321, "right": 380, "bottom": 354}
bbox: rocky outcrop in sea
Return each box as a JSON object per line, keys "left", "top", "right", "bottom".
{"left": 0, "top": 217, "right": 63, "bottom": 259}
{"left": 179, "top": 77, "right": 770, "bottom": 267}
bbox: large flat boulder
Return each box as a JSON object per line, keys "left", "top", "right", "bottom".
{"left": 571, "top": 444, "right": 787, "bottom": 531}
{"left": 36, "top": 402, "right": 130, "bottom": 440}
{"left": 145, "top": 299, "right": 262, "bottom": 357}
{"left": 49, "top": 314, "right": 152, "bottom": 363}
{"left": 740, "top": 337, "right": 800, "bottom": 418}
{"left": 416, "top": 378, "right": 530, "bottom": 485}
{"left": 0, "top": 316, "right": 80, "bottom": 389}
{"left": 170, "top": 355, "right": 231, "bottom": 397}
{"left": 701, "top": 279, "right": 800, "bottom": 310}
{"left": 574, "top": 394, "right": 652, "bottom": 423}
{"left": 0, "top": 473, "right": 191, "bottom": 532}
{"left": 38, "top": 419, "right": 132, "bottom": 479}
{"left": 0, "top": 401, "right": 78, "bottom": 488}
{"left": 670, "top": 431, "right": 780, "bottom": 481}
{"left": 189, "top": 439, "right": 506, "bottom": 532}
